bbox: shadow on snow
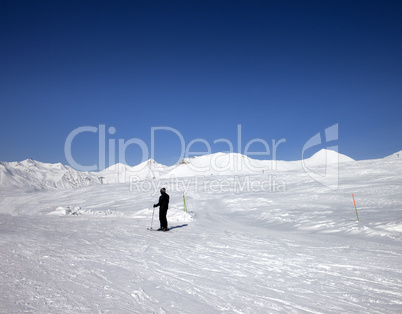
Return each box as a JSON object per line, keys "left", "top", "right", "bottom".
{"left": 169, "top": 224, "right": 188, "bottom": 230}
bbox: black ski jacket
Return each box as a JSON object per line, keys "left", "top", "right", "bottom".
{"left": 155, "top": 192, "right": 169, "bottom": 211}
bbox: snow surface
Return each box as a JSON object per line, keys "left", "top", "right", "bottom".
{"left": 1, "top": 152, "right": 402, "bottom": 313}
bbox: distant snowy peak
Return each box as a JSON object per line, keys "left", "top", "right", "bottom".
{"left": 179, "top": 152, "right": 248, "bottom": 164}
{"left": 164, "top": 152, "right": 268, "bottom": 178}
{"left": 134, "top": 158, "right": 167, "bottom": 170}
{"left": 304, "top": 149, "right": 355, "bottom": 165}
{"left": 101, "top": 159, "right": 166, "bottom": 173}
{"left": 165, "top": 151, "right": 355, "bottom": 178}
{"left": 0, "top": 159, "right": 100, "bottom": 190}
{"left": 6, "top": 159, "right": 69, "bottom": 171}
{"left": 384, "top": 150, "right": 402, "bottom": 160}
{"left": 101, "top": 163, "right": 131, "bottom": 173}
{"left": 98, "top": 159, "right": 167, "bottom": 184}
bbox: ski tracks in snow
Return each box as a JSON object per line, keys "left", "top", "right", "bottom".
{"left": 137, "top": 212, "right": 402, "bottom": 313}
{"left": 1, "top": 210, "right": 402, "bottom": 313}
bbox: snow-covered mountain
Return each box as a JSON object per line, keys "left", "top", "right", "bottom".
{"left": 384, "top": 150, "right": 402, "bottom": 160}
{"left": 161, "top": 149, "right": 355, "bottom": 178}
{"left": 0, "top": 159, "right": 100, "bottom": 190}
{"left": 301, "top": 148, "right": 355, "bottom": 168}
{"left": 0, "top": 149, "right": 377, "bottom": 189}
{"left": 163, "top": 153, "right": 259, "bottom": 178}
{"left": 98, "top": 159, "right": 167, "bottom": 184}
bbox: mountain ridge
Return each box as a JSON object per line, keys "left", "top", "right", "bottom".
{"left": 2, "top": 149, "right": 400, "bottom": 190}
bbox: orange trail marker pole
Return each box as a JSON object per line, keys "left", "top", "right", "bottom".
{"left": 352, "top": 194, "right": 359, "bottom": 222}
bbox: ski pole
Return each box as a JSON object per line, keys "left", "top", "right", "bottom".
{"left": 150, "top": 206, "right": 155, "bottom": 229}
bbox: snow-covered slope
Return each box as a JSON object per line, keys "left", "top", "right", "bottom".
{"left": 0, "top": 155, "right": 401, "bottom": 313}
{"left": 163, "top": 153, "right": 258, "bottom": 178}
{"left": 98, "top": 159, "right": 167, "bottom": 184}
{"left": 303, "top": 148, "right": 354, "bottom": 166}
{"left": 0, "top": 159, "right": 100, "bottom": 190}
{"left": 161, "top": 149, "right": 354, "bottom": 178}
{"left": 163, "top": 152, "right": 290, "bottom": 178}
{"left": 385, "top": 150, "right": 402, "bottom": 160}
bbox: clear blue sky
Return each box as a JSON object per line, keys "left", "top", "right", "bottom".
{"left": 1, "top": 0, "right": 401, "bottom": 169}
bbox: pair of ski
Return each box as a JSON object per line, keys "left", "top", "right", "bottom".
{"left": 147, "top": 227, "right": 169, "bottom": 232}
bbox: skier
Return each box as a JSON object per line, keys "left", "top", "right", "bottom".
{"left": 153, "top": 188, "right": 170, "bottom": 231}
